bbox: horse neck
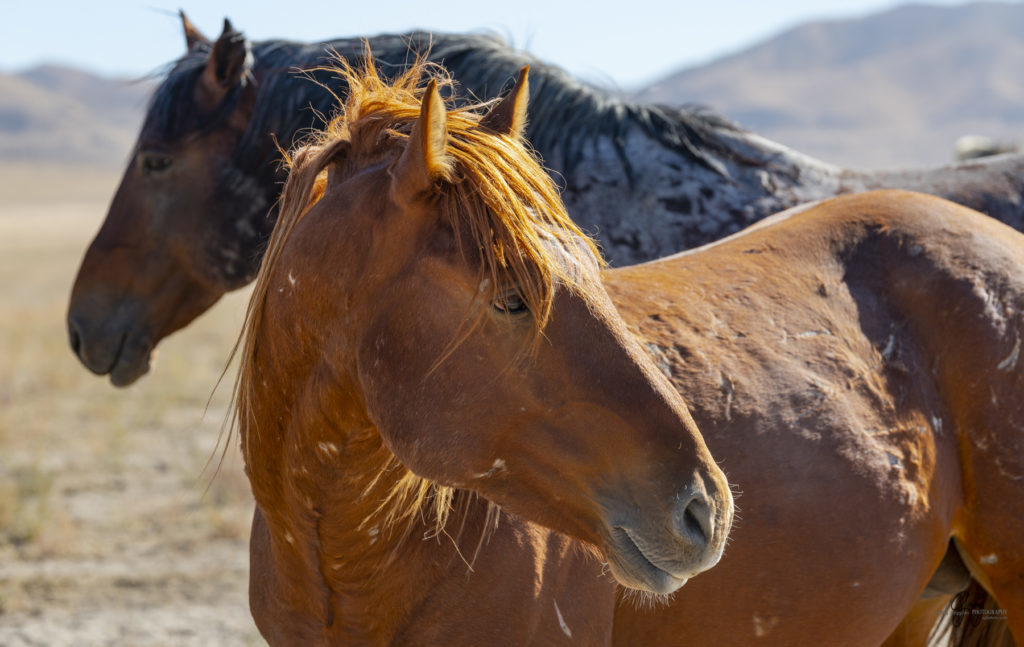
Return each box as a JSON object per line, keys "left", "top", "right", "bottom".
{"left": 227, "top": 44, "right": 340, "bottom": 229}
{"left": 245, "top": 356, "right": 577, "bottom": 641}
{"left": 250, "top": 417, "right": 461, "bottom": 633}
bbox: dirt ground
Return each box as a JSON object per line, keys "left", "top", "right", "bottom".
{"left": 0, "top": 164, "right": 263, "bottom": 645}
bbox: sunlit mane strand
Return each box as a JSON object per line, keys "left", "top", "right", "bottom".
{"left": 232, "top": 48, "right": 602, "bottom": 539}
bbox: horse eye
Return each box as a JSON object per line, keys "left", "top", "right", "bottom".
{"left": 141, "top": 154, "right": 173, "bottom": 174}
{"left": 493, "top": 290, "right": 528, "bottom": 315}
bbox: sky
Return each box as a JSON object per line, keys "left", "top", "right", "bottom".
{"left": 1, "top": 0, "right": 974, "bottom": 90}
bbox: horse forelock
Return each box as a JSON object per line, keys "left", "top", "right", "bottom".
{"left": 232, "top": 51, "right": 603, "bottom": 542}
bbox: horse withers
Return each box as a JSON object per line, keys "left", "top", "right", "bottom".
{"left": 233, "top": 58, "right": 732, "bottom": 644}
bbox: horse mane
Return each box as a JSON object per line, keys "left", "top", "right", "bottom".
{"left": 419, "top": 32, "right": 745, "bottom": 179}
{"left": 232, "top": 50, "right": 600, "bottom": 540}
{"left": 145, "top": 30, "right": 747, "bottom": 189}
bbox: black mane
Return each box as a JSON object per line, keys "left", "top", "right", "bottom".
{"left": 145, "top": 30, "right": 746, "bottom": 189}
{"left": 419, "top": 33, "right": 743, "bottom": 180}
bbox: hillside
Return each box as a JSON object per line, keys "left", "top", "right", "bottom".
{"left": 636, "top": 1, "right": 1024, "bottom": 169}
{"left": 0, "top": 65, "right": 150, "bottom": 167}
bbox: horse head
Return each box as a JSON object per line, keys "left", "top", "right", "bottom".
{"left": 236, "top": 58, "right": 733, "bottom": 596}
{"left": 67, "top": 14, "right": 268, "bottom": 385}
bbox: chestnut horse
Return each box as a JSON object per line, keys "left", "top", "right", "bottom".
{"left": 234, "top": 59, "right": 733, "bottom": 645}
{"left": 239, "top": 57, "right": 1023, "bottom": 645}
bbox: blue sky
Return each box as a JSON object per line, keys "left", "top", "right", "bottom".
{"left": 1, "top": 0, "right": 972, "bottom": 89}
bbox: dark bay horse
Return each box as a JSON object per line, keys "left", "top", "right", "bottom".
{"left": 69, "top": 15, "right": 1024, "bottom": 387}
{"left": 235, "top": 59, "right": 733, "bottom": 644}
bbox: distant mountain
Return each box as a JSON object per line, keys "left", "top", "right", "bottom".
{"left": 0, "top": 65, "right": 150, "bottom": 166}
{"left": 6, "top": 3, "right": 1024, "bottom": 171}
{"left": 636, "top": 1, "right": 1024, "bottom": 170}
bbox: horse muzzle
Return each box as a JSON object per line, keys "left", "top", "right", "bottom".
{"left": 602, "top": 477, "right": 733, "bottom": 595}
{"left": 67, "top": 301, "right": 154, "bottom": 387}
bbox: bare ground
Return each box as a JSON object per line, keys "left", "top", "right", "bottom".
{"left": 0, "top": 164, "right": 263, "bottom": 645}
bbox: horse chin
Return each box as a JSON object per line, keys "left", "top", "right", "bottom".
{"left": 107, "top": 337, "right": 156, "bottom": 387}
{"left": 604, "top": 528, "right": 692, "bottom": 596}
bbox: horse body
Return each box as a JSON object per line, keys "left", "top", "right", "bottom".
{"left": 603, "top": 190, "right": 1024, "bottom": 645}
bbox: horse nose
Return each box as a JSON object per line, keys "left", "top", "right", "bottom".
{"left": 673, "top": 486, "right": 713, "bottom": 551}
{"left": 68, "top": 315, "right": 84, "bottom": 357}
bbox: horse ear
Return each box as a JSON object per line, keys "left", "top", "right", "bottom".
{"left": 180, "top": 10, "right": 209, "bottom": 52}
{"left": 390, "top": 79, "right": 452, "bottom": 204}
{"left": 196, "top": 18, "right": 252, "bottom": 107}
{"left": 480, "top": 66, "right": 529, "bottom": 139}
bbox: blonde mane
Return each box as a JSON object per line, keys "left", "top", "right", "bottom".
{"left": 232, "top": 49, "right": 601, "bottom": 539}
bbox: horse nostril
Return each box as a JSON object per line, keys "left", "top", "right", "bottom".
{"left": 674, "top": 492, "right": 713, "bottom": 550}
{"left": 68, "top": 317, "right": 83, "bottom": 356}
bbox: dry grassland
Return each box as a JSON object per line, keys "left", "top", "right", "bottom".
{"left": 0, "top": 163, "right": 262, "bottom": 645}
